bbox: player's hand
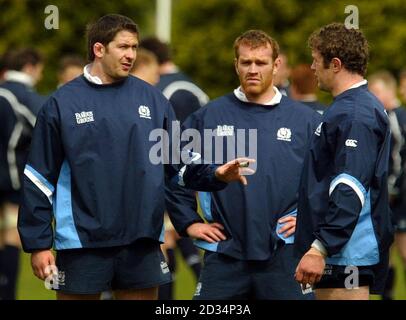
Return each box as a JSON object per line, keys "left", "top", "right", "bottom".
{"left": 31, "top": 249, "right": 56, "bottom": 280}
{"left": 294, "top": 248, "right": 326, "bottom": 286}
{"left": 277, "top": 215, "right": 296, "bottom": 238}
{"left": 186, "top": 222, "right": 227, "bottom": 243}
{"left": 215, "top": 158, "right": 256, "bottom": 185}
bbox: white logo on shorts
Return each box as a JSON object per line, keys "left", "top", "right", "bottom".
{"left": 160, "top": 261, "right": 169, "bottom": 274}
{"left": 194, "top": 282, "right": 202, "bottom": 296}
{"left": 44, "top": 265, "right": 65, "bottom": 290}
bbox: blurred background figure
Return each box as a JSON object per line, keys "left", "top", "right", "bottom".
{"left": 273, "top": 51, "right": 291, "bottom": 97}
{"left": 0, "top": 48, "right": 46, "bottom": 300}
{"left": 130, "top": 48, "right": 160, "bottom": 85}
{"left": 399, "top": 69, "right": 406, "bottom": 104}
{"left": 290, "top": 63, "right": 326, "bottom": 114}
{"left": 140, "top": 37, "right": 207, "bottom": 300}
{"left": 140, "top": 37, "right": 209, "bottom": 123}
{"left": 57, "top": 55, "right": 85, "bottom": 87}
{"left": 369, "top": 71, "right": 406, "bottom": 300}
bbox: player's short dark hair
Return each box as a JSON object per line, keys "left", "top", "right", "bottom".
{"left": 86, "top": 14, "right": 139, "bottom": 61}
{"left": 6, "top": 48, "right": 43, "bottom": 71}
{"left": 139, "top": 37, "right": 171, "bottom": 65}
{"left": 308, "top": 22, "right": 369, "bottom": 76}
{"left": 290, "top": 64, "right": 318, "bottom": 95}
{"left": 234, "top": 30, "right": 279, "bottom": 62}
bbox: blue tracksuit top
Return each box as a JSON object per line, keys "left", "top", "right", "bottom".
{"left": 17, "top": 75, "right": 226, "bottom": 252}
{"left": 294, "top": 84, "right": 394, "bottom": 266}
{"left": 166, "top": 92, "right": 321, "bottom": 260}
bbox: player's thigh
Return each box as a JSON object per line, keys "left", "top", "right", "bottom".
{"left": 114, "top": 287, "right": 158, "bottom": 300}
{"left": 315, "top": 286, "right": 369, "bottom": 300}
{"left": 57, "top": 292, "right": 101, "bottom": 300}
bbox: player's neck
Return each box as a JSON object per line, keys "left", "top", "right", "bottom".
{"left": 244, "top": 86, "right": 277, "bottom": 105}
{"left": 332, "top": 72, "right": 364, "bottom": 97}
{"left": 88, "top": 61, "right": 115, "bottom": 84}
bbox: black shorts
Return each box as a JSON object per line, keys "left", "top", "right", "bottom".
{"left": 315, "top": 264, "right": 375, "bottom": 290}
{"left": 193, "top": 244, "right": 314, "bottom": 300}
{"left": 54, "top": 238, "right": 172, "bottom": 294}
{"left": 315, "top": 252, "right": 389, "bottom": 295}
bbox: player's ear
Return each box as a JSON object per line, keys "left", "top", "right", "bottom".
{"left": 331, "top": 57, "right": 342, "bottom": 73}
{"left": 93, "top": 42, "right": 105, "bottom": 58}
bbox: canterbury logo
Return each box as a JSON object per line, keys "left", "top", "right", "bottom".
{"left": 139, "top": 105, "right": 151, "bottom": 119}
{"left": 345, "top": 139, "right": 358, "bottom": 147}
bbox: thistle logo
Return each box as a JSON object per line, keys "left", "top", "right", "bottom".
{"left": 345, "top": 139, "right": 358, "bottom": 147}
{"left": 139, "top": 105, "right": 151, "bottom": 119}
{"left": 277, "top": 127, "right": 292, "bottom": 142}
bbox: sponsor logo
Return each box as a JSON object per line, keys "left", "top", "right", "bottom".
{"left": 216, "top": 125, "right": 234, "bottom": 136}
{"left": 75, "top": 111, "right": 94, "bottom": 124}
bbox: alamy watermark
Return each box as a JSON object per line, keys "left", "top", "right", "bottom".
{"left": 44, "top": 5, "right": 59, "bottom": 30}
{"left": 345, "top": 5, "right": 359, "bottom": 29}
{"left": 148, "top": 121, "right": 258, "bottom": 171}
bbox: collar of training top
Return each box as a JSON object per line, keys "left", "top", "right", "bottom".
{"left": 4, "top": 70, "right": 34, "bottom": 88}
{"left": 347, "top": 79, "right": 367, "bottom": 90}
{"left": 233, "top": 86, "right": 282, "bottom": 105}
{"left": 83, "top": 64, "right": 103, "bottom": 85}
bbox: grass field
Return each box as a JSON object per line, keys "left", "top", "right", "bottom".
{"left": 17, "top": 247, "right": 406, "bottom": 300}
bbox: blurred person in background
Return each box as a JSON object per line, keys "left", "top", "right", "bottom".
{"left": 140, "top": 36, "right": 208, "bottom": 300}
{"left": 273, "top": 51, "right": 291, "bottom": 97}
{"left": 399, "top": 69, "right": 406, "bottom": 104}
{"left": 0, "top": 48, "right": 46, "bottom": 300}
{"left": 369, "top": 71, "right": 406, "bottom": 300}
{"left": 290, "top": 63, "right": 326, "bottom": 114}
{"left": 129, "top": 48, "right": 160, "bottom": 85}
{"left": 57, "top": 55, "right": 85, "bottom": 87}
